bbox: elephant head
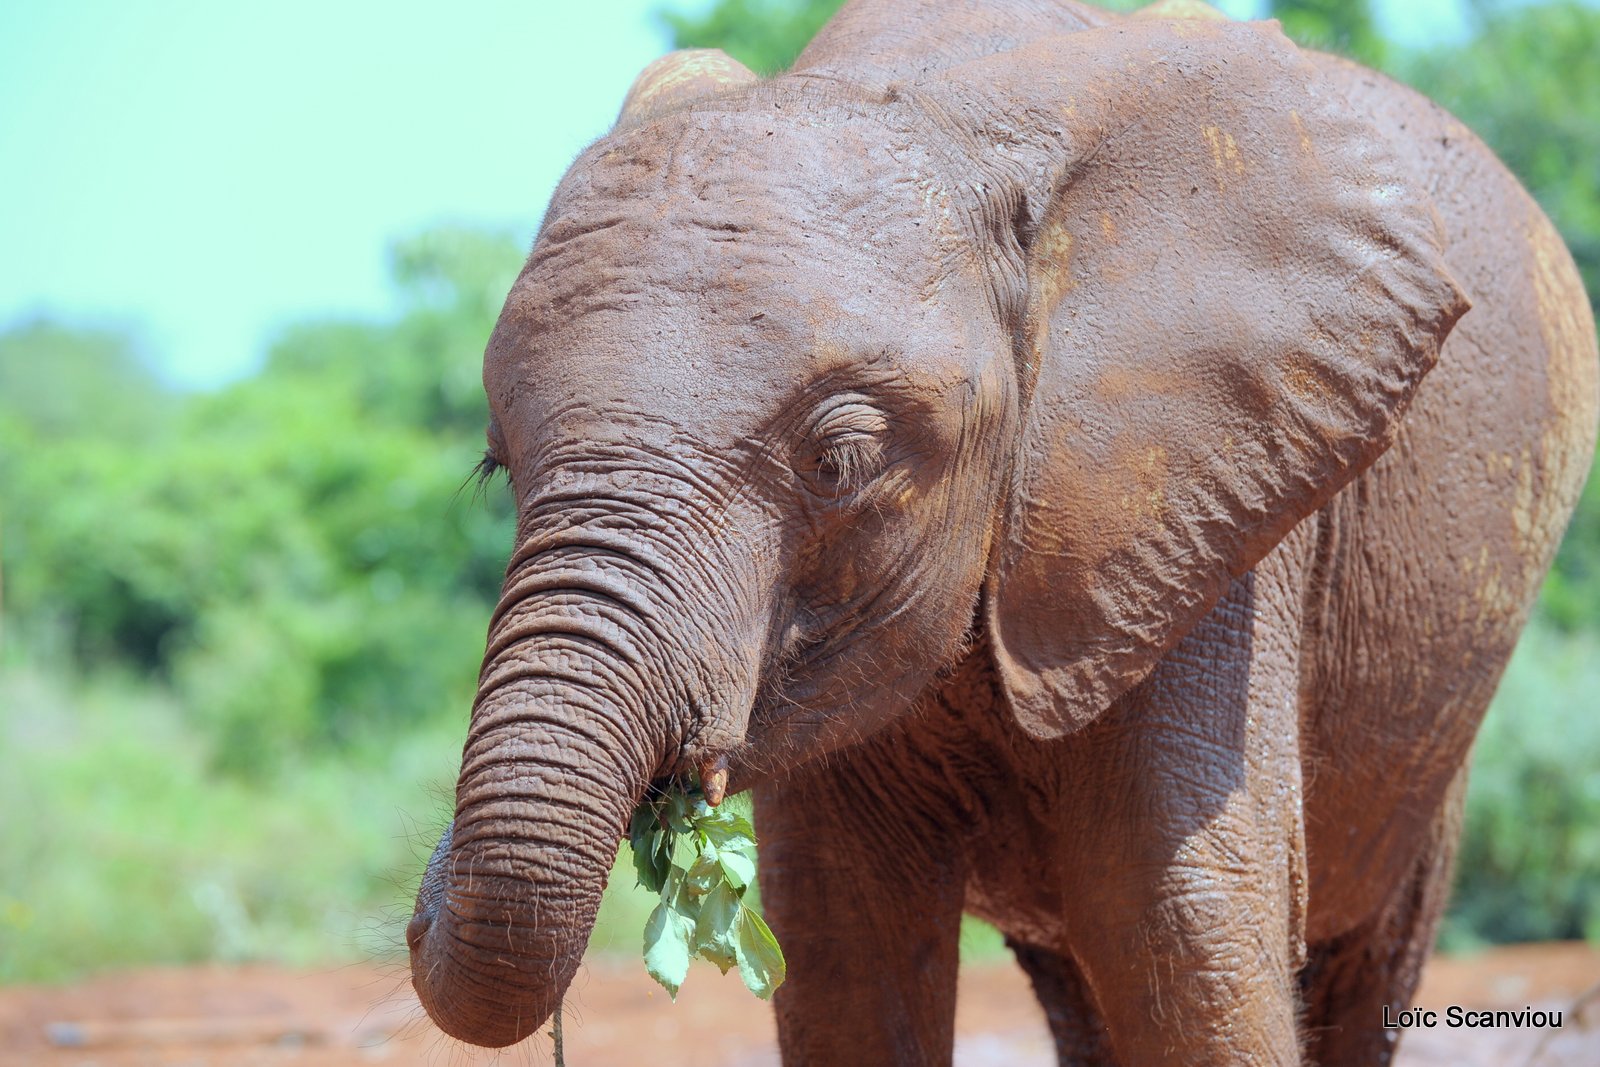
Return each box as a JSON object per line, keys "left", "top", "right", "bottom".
{"left": 408, "top": 11, "right": 1466, "bottom": 1047}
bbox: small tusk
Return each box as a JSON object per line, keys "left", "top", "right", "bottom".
{"left": 699, "top": 756, "right": 730, "bottom": 807}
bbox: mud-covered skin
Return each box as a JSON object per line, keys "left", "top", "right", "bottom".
{"left": 760, "top": 529, "right": 1320, "bottom": 1065}
{"left": 408, "top": 0, "right": 1598, "bottom": 1061}
{"left": 762, "top": 45, "right": 1597, "bottom": 1067}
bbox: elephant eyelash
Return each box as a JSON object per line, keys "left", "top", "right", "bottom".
{"left": 470, "top": 450, "right": 507, "bottom": 493}
{"left": 806, "top": 398, "right": 891, "bottom": 495}
{"left": 818, "top": 435, "right": 883, "bottom": 489}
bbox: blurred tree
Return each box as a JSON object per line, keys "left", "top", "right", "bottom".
{"left": 660, "top": 0, "right": 844, "bottom": 72}
{"left": 0, "top": 322, "right": 172, "bottom": 658}
{"left": 1442, "top": 623, "right": 1600, "bottom": 944}
{"left": 1267, "top": 0, "right": 1388, "bottom": 67}
{"left": 1398, "top": 3, "right": 1600, "bottom": 630}
{"left": 267, "top": 227, "right": 523, "bottom": 437}
{"left": 0, "top": 227, "right": 522, "bottom": 773}
{"left": 1400, "top": 3, "right": 1599, "bottom": 316}
{"left": 0, "top": 321, "right": 171, "bottom": 442}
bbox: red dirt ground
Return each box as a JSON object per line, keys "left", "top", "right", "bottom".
{"left": 1, "top": 943, "right": 1595, "bottom": 1066}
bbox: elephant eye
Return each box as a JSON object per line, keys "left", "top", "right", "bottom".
{"left": 806, "top": 398, "right": 888, "bottom": 491}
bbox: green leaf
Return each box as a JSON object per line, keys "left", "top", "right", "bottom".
{"left": 685, "top": 844, "right": 723, "bottom": 896}
{"left": 717, "top": 847, "right": 756, "bottom": 890}
{"left": 651, "top": 829, "right": 676, "bottom": 891}
{"left": 643, "top": 894, "right": 695, "bottom": 998}
{"left": 627, "top": 800, "right": 658, "bottom": 851}
{"left": 633, "top": 824, "right": 673, "bottom": 894}
{"left": 694, "top": 881, "right": 742, "bottom": 975}
{"left": 664, "top": 789, "right": 697, "bottom": 834}
{"left": 627, "top": 783, "right": 783, "bottom": 1002}
{"left": 629, "top": 800, "right": 675, "bottom": 893}
{"left": 709, "top": 829, "right": 758, "bottom": 855}
{"left": 632, "top": 842, "right": 659, "bottom": 893}
{"left": 734, "top": 904, "right": 786, "bottom": 999}
{"left": 634, "top": 832, "right": 660, "bottom": 891}
{"left": 698, "top": 808, "right": 757, "bottom": 852}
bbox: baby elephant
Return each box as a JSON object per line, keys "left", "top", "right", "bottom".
{"left": 406, "top": 0, "right": 1598, "bottom": 1063}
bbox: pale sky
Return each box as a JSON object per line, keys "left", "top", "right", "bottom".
{"left": 0, "top": 0, "right": 1479, "bottom": 388}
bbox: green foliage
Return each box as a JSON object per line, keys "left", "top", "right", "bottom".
{"left": 659, "top": 0, "right": 845, "bottom": 73}
{"left": 0, "top": 226, "right": 522, "bottom": 774}
{"left": 1541, "top": 464, "right": 1600, "bottom": 630}
{"left": 0, "top": 226, "right": 528, "bottom": 976}
{"left": 1395, "top": 4, "right": 1600, "bottom": 633}
{"left": 658, "top": 0, "right": 1149, "bottom": 72}
{"left": 0, "top": 321, "right": 171, "bottom": 444}
{"left": 1399, "top": 3, "right": 1600, "bottom": 317}
{"left": 0, "top": 664, "right": 463, "bottom": 982}
{"left": 1442, "top": 620, "right": 1600, "bottom": 947}
{"left": 1267, "top": 0, "right": 1388, "bottom": 67}
{"left": 630, "top": 786, "right": 785, "bottom": 999}
{"left": 0, "top": 651, "right": 724, "bottom": 985}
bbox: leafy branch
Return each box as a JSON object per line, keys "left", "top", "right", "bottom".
{"left": 627, "top": 785, "right": 785, "bottom": 1000}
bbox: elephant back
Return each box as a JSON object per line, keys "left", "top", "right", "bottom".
{"left": 792, "top": 0, "right": 1113, "bottom": 85}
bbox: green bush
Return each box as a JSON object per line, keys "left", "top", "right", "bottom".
{"left": 1443, "top": 619, "right": 1600, "bottom": 947}
{"left": 0, "top": 227, "right": 521, "bottom": 774}
{"left": 1398, "top": 2, "right": 1600, "bottom": 636}
{"left": 0, "top": 664, "right": 463, "bottom": 981}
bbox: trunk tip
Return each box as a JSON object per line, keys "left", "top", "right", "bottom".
{"left": 698, "top": 754, "right": 730, "bottom": 806}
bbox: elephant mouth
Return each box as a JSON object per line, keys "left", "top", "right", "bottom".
{"left": 727, "top": 620, "right": 912, "bottom": 788}
{"left": 726, "top": 704, "right": 849, "bottom": 792}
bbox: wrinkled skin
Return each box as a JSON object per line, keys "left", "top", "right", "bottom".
{"left": 407, "top": 1, "right": 1599, "bottom": 1062}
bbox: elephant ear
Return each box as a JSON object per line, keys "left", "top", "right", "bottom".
{"left": 933, "top": 20, "right": 1468, "bottom": 737}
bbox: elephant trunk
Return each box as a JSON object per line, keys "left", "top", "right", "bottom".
{"left": 408, "top": 506, "right": 749, "bottom": 1047}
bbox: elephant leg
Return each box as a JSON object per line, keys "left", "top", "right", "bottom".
{"left": 1008, "top": 938, "right": 1118, "bottom": 1066}
{"left": 1059, "top": 566, "right": 1310, "bottom": 1065}
{"left": 754, "top": 737, "right": 967, "bottom": 1067}
{"left": 1298, "top": 765, "right": 1468, "bottom": 1067}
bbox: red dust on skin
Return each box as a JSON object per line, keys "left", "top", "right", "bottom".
{"left": 407, "top": 0, "right": 1599, "bottom": 1062}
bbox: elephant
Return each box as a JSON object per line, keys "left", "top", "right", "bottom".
{"left": 405, "top": 0, "right": 1599, "bottom": 1062}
